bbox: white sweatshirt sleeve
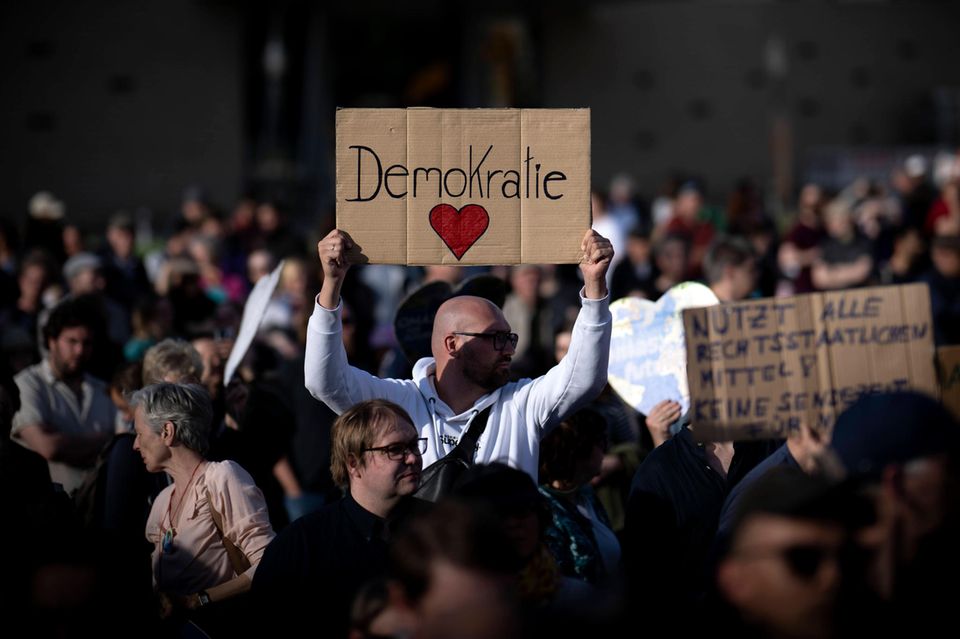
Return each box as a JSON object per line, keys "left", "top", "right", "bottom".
{"left": 516, "top": 289, "right": 612, "bottom": 434}
{"left": 303, "top": 297, "right": 419, "bottom": 414}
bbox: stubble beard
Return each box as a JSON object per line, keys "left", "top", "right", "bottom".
{"left": 461, "top": 348, "right": 511, "bottom": 392}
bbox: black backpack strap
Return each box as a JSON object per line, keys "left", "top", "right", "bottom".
{"left": 449, "top": 405, "right": 492, "bottom": 464}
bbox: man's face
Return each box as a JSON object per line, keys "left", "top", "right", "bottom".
{"left": 355, "top": 415, "right": 423, "bottom": 500}
{"left": 48, "top": 326, "right": 93, "bottom": 378}
{"left": 729, "top": 259, "right": 757, "bottom": 302}
{"left": 458, "top": 310, "right": 516, "bottom": 391}
{"left": 719, "top": 514, "right": 846, "bottom": 637}
{"left": 132, "top": 406, "right": 169, "bottom": 473}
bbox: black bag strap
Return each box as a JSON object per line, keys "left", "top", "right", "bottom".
{"left": 448, "top": 406, "right": 492, "bottom": 464}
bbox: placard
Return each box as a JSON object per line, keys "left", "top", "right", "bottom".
{"left": 336, "top": 108, "right": 590, "bottom": 265}
{"left": 683, "top": 284, "right": 938, "bottom": 440}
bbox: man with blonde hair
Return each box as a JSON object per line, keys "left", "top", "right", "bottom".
{"left": 253, "top": 399, "right": 427, "bottom": 637}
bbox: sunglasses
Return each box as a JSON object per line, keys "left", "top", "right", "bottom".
{"left": 736, "top": 543, "right": 840, "bottom": 580}
{"left": 453, "top": 331, "right": 519, "bottom": 351}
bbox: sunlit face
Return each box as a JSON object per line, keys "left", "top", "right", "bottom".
{"left": 354, "top": 415, "right": 423, "bottom": 499}
{"left": 458, "top": 309, "right": 516, "bottom": 391}
{"left": 132, "top": 406, "right": 170, "bottom": 473}
{"left": 48, "top": 326, "right": 93, "bottom": 378}
{"left": 719, "top": 514, "right": 846, "bottom": 637}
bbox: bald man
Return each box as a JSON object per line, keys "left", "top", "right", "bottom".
{"left": 305, "top": 228, "right": 613, "bottom": 479}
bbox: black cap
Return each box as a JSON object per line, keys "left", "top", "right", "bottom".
{"left": 830, "top": 391, "right": 960, "bottom": 479}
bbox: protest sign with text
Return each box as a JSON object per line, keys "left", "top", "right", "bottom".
{"left": 336, "top": 108, "right": 590, "bottom": 265}
{"left": 683, "top": 283, "right": 938, "bottom": 441}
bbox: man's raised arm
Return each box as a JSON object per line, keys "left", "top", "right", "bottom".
{"left": 522, "top": 229, "right": 614, "bottom": 428}
{"left": 304, "top": 229, "right": 417, "bottom": 413}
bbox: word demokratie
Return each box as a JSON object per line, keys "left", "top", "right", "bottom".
{"left": 345, "top": 145, "right": 568, "bottom": 202}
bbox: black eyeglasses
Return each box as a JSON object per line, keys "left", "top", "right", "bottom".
{"left": 453, "top": 331, "right": 519, "bottom": 351}
{"left": 736, "top": 543, "right": 839, "bottom": 580}
{"left": 362, "top": 438, "right": 427, "bottom": 461}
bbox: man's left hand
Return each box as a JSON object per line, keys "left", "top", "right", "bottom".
{"left": 579, "top": 229, "right": 613, "bottom": 299}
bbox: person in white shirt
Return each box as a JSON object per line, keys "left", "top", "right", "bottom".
{"left": 305, "top": 228, "right": 613, "bottom": 480}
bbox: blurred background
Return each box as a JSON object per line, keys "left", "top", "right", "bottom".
{"left": 3, "top": 0, "right": 960, "bottom": 229}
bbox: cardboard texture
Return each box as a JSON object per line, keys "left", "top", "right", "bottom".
{"left": 336, "top": 108, "right": 590, "bottom": 265}
{"left": 682, "top": 283, "right": 938, "bottom": 441}
{"left": 937, "top": 346, "right": 960, "bottom": 421}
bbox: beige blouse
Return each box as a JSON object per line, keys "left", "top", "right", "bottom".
{"left": 145, "top": 460, "right": 275, "bottom": 595}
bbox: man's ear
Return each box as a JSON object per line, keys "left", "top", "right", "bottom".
{"left": 443, "top": 334, "right": 460, "bottom": 358}
{"left": 347, "top": 452, "right": 363, "bottom": 480}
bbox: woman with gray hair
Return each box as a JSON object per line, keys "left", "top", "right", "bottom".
{"left": 132, "top": 382, "right": 274, "bottom": 636}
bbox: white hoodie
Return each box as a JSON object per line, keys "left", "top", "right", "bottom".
{"left": 304, "top": 291, "right": 612, "bottom": 479}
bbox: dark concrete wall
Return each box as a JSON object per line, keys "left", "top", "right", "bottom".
{"left": 0, "top": 0, "right": 243, "bottom": 227}
{"left": 540, "top": 1, "right": 960, "bottom": 197}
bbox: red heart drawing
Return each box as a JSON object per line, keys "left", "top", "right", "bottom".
{"left": 428, "top": 204, "right": 490, "bottom": 260}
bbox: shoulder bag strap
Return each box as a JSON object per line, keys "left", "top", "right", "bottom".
{"left": 449, "top": 405, "right": 492, "bottom": 464}
{"left": 206, "top": 487, "right": 252, "bottom": 576}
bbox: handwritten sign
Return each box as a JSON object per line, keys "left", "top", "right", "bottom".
{"left": 683, "top": 283, "right": 938, "bottom": 441}
{"left": 607, "top": 283, "right": 719, "bottom": 417}
{"left": 937, "top": 346, "right": 960, "bottom": 421}
{"left": 336, "top": 108, "right": 590, "bottom": 265}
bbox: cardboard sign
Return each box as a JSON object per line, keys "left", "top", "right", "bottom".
{"left": 683, "top": 283, "right": 938, "bottom": 441}
{"left": 336, "top": 108, "right": 590, "bottom": 265}
{"left": 937, "top": 346, "right": 960, "bottom": 421}
{"left": 607, "top": 283, "right": 719, "bottom": 418}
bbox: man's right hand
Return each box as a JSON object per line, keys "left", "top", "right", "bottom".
{"left": 317, "top": 229, "right": 353, "bottom": 309}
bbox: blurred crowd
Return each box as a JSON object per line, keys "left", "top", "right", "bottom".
{"left": 1, "top": 146, "right": 959, "bottom": 639}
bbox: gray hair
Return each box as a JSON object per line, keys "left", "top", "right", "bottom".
{"left": 142, "top": 338, "right": 203, "bottom": 385}
{"left": 131, "top": 383, "right": 213, "bottom": 456}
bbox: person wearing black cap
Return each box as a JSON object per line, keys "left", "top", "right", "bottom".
{"left": 827, "top": 391, "right": 960, "bottom": 633}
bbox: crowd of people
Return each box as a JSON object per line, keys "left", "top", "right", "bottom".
{"left": 1, "top": 149, "right": 959, "bottom": 638}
